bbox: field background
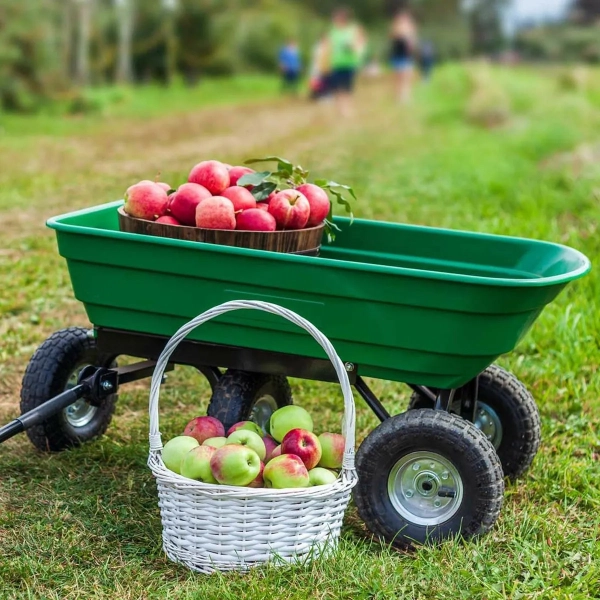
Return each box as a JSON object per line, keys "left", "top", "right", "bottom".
{"left": 0, "top": 65, "right": 598, "bottom": 599}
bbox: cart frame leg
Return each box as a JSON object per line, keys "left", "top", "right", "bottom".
{"left": 354, "top": 377, "right": 390, "bottom": 422}
{"left": 353, "top": 376, "right": 481, "bottom": 423}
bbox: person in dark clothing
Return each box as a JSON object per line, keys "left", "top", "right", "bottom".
{"left": 419, "top": 40, "right": 435, "bottom": 81}
{"left": 389, "top": 10, "right": 417, "bottom": 103}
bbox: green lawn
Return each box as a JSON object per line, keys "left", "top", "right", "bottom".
{"left": 0, "top": 65, "right": 598, "bottom": 599}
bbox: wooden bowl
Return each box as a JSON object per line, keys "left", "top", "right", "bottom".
{"left": 117, "top": 207, "right": 324, "bottom": 255}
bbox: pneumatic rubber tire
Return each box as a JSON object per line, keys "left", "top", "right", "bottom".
{"left": 207, "top": 370, "right": 293, "bottom": 433}
{"left": 354, "top": 410, "right": 504, "bottom": 549}
{"left": 20, "top": 327, "right": 118, "bottom": 452}
{"left": 408, "top": 364, "right": 541, "bottom": 480}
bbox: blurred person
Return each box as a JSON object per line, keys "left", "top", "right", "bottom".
{"left": 309, "top": 35, "right": 332, "bottom": 102}
{"left": 279, "top": 39, "right": 302, "bottom": 96}
{"left": 324, "top": 7, "right": 367, "bottom": 117}
{"left": 419, "top": 40, "right": 435, "bottom": 82}
{"left": 389, "top": 9, "right": 418, "bottom": 103}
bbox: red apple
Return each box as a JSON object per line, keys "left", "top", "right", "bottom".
{"left": 236, "top": 208, "right": 277, "bottom": 232}
{"left": 229, "top": 166, "right": 255, "bottom": 187}
{"left": 256, "top": 203, "right": 270, "bottom": 212}
{"left": 221, "top": 186, "right": 257, "bottom": 212}
{"left": 183, "top": 416, "right": 225, "bottom": 445}
{"left": 169, "top": 183, "right": 212, "bottom": 225}
{"left": 155, "top": 182, "right": 172, "bottom": 192}
{"left": 263, "top": 435, "right": 279, "bottom": 463}
{"left": 281, "top": 429, "right": 322, "bottom": 470}
{"left": 188, "top": 160, "right": 230, "bottom": 195}
{"left": 268, "top": 189, "right": 310, "bottom": 230}
{"left": 156, "top": 215, "right": 181, "bottom": 225}
{"left": 195, "top": 196, "right": 236, "bottom": 230}
{"left": 124, "top": 181, "right": 169, "bottom": 220}
{"left": 226, "top": 421, "right": 264, "bottom": 437}
{"left": 296, "top": 183, "right": 331, "bottom": 227}
{"left": 248, "top": 461, "right": 265, "bottom": 488}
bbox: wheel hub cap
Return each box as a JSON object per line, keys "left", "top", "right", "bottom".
{"left": 474, "top": 401, "right": 503, "bottom": 449}
{"left": 251, "top": 395, "right": 278, "bottom": 433}
{"left": 388, "top": 451, "right": 463, "bottom": 526}
{"left": 63, "top": 364, "right": 97, "bottom": 428}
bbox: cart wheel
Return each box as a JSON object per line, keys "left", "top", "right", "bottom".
{"left": 408, "top": 365, "right": 541, "bottom": 480}
{"left": 207, "top": 370, "right": 293, "bottom": 433}
{"left": 20, "top": 327, "right": 118, "bottom": 452}
{"left": 354, "top": 410, "right": 504, "bottom": 549}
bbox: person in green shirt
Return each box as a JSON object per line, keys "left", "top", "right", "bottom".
{"left": 324, "top": 7, "right": 367, "bottom": 117}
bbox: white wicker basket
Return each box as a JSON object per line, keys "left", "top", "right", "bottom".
{"left": 147, "top": 300, "right": 358, "bottom": 573}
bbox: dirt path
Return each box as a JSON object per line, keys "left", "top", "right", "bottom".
{"left": 0, "top": 80, "right": 407, "bottom": 419}
{"left": 0, "top": 88, "right": 389, "bottom": 238}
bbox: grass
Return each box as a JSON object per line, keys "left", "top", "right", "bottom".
{"left": 0, "top": 75, "right": 279, "bottom": 137}
{"left": 0, "top": 64, "right": 599, "bottom": 599}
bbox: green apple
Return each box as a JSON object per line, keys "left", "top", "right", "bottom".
{"left": 210, "top": 444, "right": 261, "bottom": 486}
{"left": 263, "top": 454, "right": 310, "bottom": 489}
{"left": 318, "top": 433, "right": 345, "bottom": 469}
{"left": 248, "top": 461, "right": 265, "bottom": 488}
{"left": 226, "top": 430, "right": 266, "bottom": 460}
{"left": 162, "top": 436, "right": 199, "bottom": 474}
{"left": 181, "top": 445, "right": 218, "bottom": 483}
{"left": 226, "top": 421, "right": 264, "bottom": 437}
{"left": 203, "top": 436, "right": 227, "bottom": 448}
{"left": 269, "top": 406, "right": 313, "bottom": 443}
{"left": 308, "top": 467, "right": 338, "bottom": 486}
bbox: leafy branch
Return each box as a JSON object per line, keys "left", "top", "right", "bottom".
{"left": 238, "top": 156, "right": 357, "bottom": 241}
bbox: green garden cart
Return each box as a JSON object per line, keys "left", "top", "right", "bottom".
{"left": 0, "top": 200, "right": 591, "bottom": 548}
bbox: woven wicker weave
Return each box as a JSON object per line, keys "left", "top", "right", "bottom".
{"left": 148, "top": 300, "right": 358, "bottom": 573}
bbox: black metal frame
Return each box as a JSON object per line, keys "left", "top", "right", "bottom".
{"left": 0, "top": 360, "right": 169, "bottom": 444}
{"left": 0, "top": 327, "right": 481, "bottom": 445}
{"left": 96, "top": 328, "right": 351, "bottom": 385}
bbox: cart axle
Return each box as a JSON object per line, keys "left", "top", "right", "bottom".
{"left": 0, "top": 360, "right": 173, "bottom": 446}
{"left": 0, "top": 383, "right": 90, "bottom": 444}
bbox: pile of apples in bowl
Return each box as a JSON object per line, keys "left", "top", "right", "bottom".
{"left": 122, "top": 156, "right": 355, "bottom": 240}
{"left": 162, "top": 406, "right": 344, "bottom": 489}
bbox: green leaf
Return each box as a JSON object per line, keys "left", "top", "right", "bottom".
{"left": 251, "top": 181, "right": 277, "bottom": 201}
{"left": 244, "top": 156, "right": 294, "bottom": 172}
{"left": 319, "top": 180, "right": 357, "bottom": 201}
{"left": 332, "top": 191, "right": 354, "bottom": 222}
{"left": 323, "top": 218, "right": 342, "bottom": 243}
{"left": 237, "top": 171, "right": 271, "bottom": 187}
{"left": 273, "top": 168, "right": 294, "bottom": 180}
{"left": 167, "top": 189, "right": 177, "bottom": 196}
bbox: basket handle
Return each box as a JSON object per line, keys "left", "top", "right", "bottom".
{"left": 148, "top": 300, "right": 356, "bottom": 472}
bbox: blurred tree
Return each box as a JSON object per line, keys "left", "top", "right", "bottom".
{"left": 114, "top": 0, "right": 133, "bottom": 83}
{"left": 289, "top": 0, "right": 386, "bottom": 24}
{"left": 515, "top": 23, "right": 600, "bottom": 63}
{"left": 571, "top": 0, "right": 600, "bottom": 23}
{"left": 0, "top": 0, "right": 69, "bottom": 111}
{"left": 75, "top": 0, "right": 93, "bottom": 85}
{"left": 464, "top": 0, "right": 508, "bottom": 54}
{"left": 163, "top": 0, "right": 178, "bottom": 85}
